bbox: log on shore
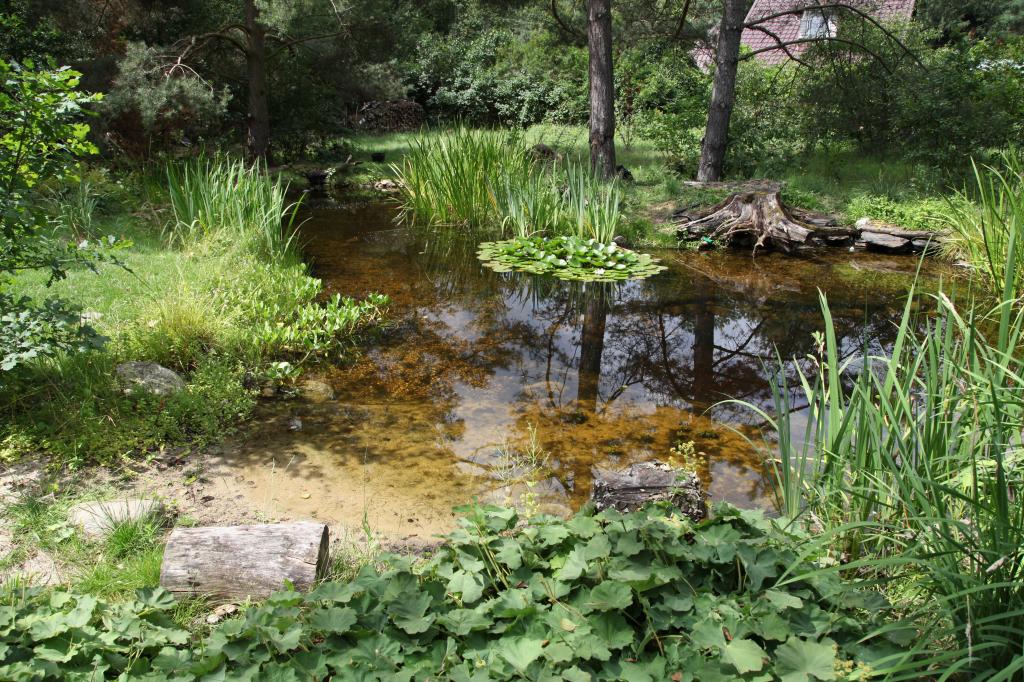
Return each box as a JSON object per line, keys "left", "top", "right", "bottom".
{"left": 160, "top": 522, "right": 329, "bottom": 600}
{"left": 673, "top": 191, "right": 946, "bottom": 255}
{"left": 592, "top": 461, "right": 707, "bottom": 522}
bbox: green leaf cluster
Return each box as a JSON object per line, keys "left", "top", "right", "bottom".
{"left": 477, "top": 235, "right": 666, "bottom": 282}
{"left": 0, "top": 504, "right": 902, "bottom": 680}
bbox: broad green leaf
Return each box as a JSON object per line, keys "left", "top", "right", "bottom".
{"left": 586, "top": 581, "right": 633, "bottom": 611}
{"left": 387, "top": 591, "right": 436, "bottom": 635}
{"left": 498, "top": 637, "right": 545, "bottom": 671}
{"left": 555, "top": 546, "right": 588, "bottom": 581}
{"left": 765, "top": 590, "right": 802, "bottom": 610}
{"left": 308, "top": 607, "right": 356, "bottom": 634}
{"left": 723, "top": 638, "right": 767, "bottom": 674}
{"left": 776, "top": 637, "right": 838, "bottom": 682}
{"left": 448, "top": 570, "right": 485, "bottom": 604}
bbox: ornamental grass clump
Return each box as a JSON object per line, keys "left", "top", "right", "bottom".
{"left": 393, "top": 127, "right": 532, "bottom": 228}
{"left": 736, "top": 231, "right": 1024, "bottom": 676}
{"left": 165, "top": 155, "right": 301, "bottom": 262}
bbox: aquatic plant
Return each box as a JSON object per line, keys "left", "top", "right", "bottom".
{"left": 393, "top": 127, "right": 532, "bottom": 228}
{"left": 944, "top": 148, "right": 1024, "bottom": 299}
{"left": 477, "top": 235, "right": 666, "bottom": 282}
{"left": 165, "top": 155, "right": 301, "bottom": 262}
{"left": 735, "top": 259, "right": 1024, "bottom": 674}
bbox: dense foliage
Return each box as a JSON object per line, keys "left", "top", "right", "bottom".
{"left": 0, "top": 59, "right": 116, "bottom": 373}
{"left": 0, "top": 504, "right": 910, "bottom": 680}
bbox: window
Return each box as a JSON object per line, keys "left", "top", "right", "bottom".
{"left": 799, "top": 9, "right": 837, "bottom": 39}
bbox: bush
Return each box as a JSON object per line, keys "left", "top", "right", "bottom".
{"left": 0, "top": 504, "right": 907, "bottom": 680}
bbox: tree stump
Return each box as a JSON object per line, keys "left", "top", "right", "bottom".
{"left": 675, "top": 191, "right": 857, "bottom": 253}
{"left": 592, "top": 461, "right": 707, "bottom": 522}
{"left": 674, "top": 191, "right": 945, "bottom": 255}
{"left": 160, "top": 522, "right": 329, "bottom": 600}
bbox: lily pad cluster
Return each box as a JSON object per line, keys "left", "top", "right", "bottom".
{"left": 477, "top": 235, "right": 666, "bottom": 282}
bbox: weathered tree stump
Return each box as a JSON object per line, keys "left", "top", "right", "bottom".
{"left": 160, "top": 522, "right": 329, "bottom": 600}
{"left": 592, "top": 461, "right": 707, "bottom": 522}
{"left": 674, "top": 191, "right": 946, "bottom": 255}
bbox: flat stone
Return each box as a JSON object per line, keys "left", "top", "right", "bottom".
{"left": 860, "top": 230, "right": 911, "bottom": 254}
{"left": 298, "top": 379, "right": 335, "bottom": 403}
{"left": 591, "top": 460, "right": 707, "bottom": 521}
{"left": 115, "top": 362, "right": 185, "bottom": 396}
{"left": 68, "top": 498, "right": 165, "bottom": 539}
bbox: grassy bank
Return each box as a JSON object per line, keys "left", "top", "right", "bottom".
{"left": 340, "top": 125, "right": 958, "bottom": 243}
{"left": 0, "top": 158, "right": 387, "bottom": 466}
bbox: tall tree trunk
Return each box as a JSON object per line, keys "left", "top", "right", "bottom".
{"left": 577, "top": 290, "right": 608, "bottom": 413}
{"left": 244, "top": 0, "right": 272, "bottom": 162}
{"left": 587, "top": 0, "right": 616, "bottom": 179}
{"left": 696, "top": 0, "right": 749, "bottom": 182}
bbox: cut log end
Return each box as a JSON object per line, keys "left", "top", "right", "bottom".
{"left": 592, "top": 461, "right": 707, "bottom": 522}
{"left": 160, "top": 522, "right": 329, "bottom": 601}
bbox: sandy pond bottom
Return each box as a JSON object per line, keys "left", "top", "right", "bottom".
{"left": 202, "top": 199, "right": 946, "bottom": 544}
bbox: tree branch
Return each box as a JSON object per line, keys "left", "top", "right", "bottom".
{"left": 744, "top": 24, "right": 811, "bottom": 67}
{"left": 744, "top": 1, "right": 923, "bottom": 68}
{"left": 549, "top": 0, "right": 585, "bottom": 43}
{"left": 739, "top": 37, "right": 892, "bottom": 72}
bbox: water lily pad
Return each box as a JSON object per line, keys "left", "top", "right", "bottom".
{"left": 477, "top": 235, "right": 666, "bottom": 282}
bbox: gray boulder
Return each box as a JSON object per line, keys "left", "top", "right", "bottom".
{"left": 115, "top": 362, "right": 185, "bottom": 396}
{"left": 68, "top": 498, "right": 165, "bottom": 540}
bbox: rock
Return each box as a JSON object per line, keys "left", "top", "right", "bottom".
{"left": 373, "top": 179, "right": 399, "bottom": 192}
{"left": 68, "top": 498, "right": 165, "bottom": 540}
{"left": 79, "top": 311, "right": 103, "bottom": 325}
{"left": 287, "top": 417, "right": 303, "bottom": 431}
{"left": 591, "top": 460, "right": 707, "bottom": 522}
{"left": 115, "top": 362, "right": 185, "bottom": 397}
{"left": 298, "top": 379, "right": 335, "bottom": 403}
{"left": 911, "top": 237, "right": 941, "bottom": 255}
{"left": 615, "top": 165, "right": 634, "bottom": 183}
{"left": 855, "top": 217, "right": 873, "bottom": 229}
{"left": 860, "top": 230, "right": 911, "bottom": 254}
{"left": 206, "top": 603, "right": 239, "bottom": 625}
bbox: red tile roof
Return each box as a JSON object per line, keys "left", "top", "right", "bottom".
{"left": 741, "top": 0, "right": 915, "bottom": 64}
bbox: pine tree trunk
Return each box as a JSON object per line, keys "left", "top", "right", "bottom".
{"left": 244, "top": 0, "right": 272, "bottom": 162}
{"left": 696, "top": 0, "right": 749, "bottom": 182}
{"left": 587, "top": 0, "right": 616, "bottom": 179}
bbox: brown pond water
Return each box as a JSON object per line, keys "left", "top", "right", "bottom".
{"left": 209, "top": 200, "right": 949, "bottom": 543}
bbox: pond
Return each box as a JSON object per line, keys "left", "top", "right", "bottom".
{"left": 210, "top": 199, "right": 946, "bottom": 543}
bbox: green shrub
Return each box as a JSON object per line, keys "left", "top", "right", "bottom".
{"left": 0, "top": 504, "right": 907, "bottom": 680}
{"left": 843, "top": 194, "right": 950, "bottom": 230}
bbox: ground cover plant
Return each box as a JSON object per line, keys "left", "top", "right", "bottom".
{"left": 0, "top": 503, "right": 911, "bottom": 680}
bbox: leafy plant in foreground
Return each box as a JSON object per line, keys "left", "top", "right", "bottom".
{"left": 0, "top": 504, "right": 910, "bottom": 680}
{"left": 478, "top": 235, "right": 666, "bottom": 282}
{"left": 0, "top": 59, "right": 119, "bottom": 373}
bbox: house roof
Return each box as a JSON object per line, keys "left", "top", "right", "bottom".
{"left": 741, "top": 0, "right": 915, "bottom": 64}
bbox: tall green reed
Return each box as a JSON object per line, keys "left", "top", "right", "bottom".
{"left": 736, "top": 186, "right": 1024, "bottom": 675}
{"left": 945, "top": 148, "right": 1024, "bottom": 299}
{"left": 165, "top": 155, "right": 301, "bottom": 262}
{"left": 392, "top": 128, "right": 532, "bottom": 228}
{"left": 394, "top": 129, "right": 624, "bottom": 243}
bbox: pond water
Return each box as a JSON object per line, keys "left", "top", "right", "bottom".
{"left": 212, "top": 199, "right": 946, "bottom": 542}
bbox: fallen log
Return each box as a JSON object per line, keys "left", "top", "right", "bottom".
{"left": 160, "top": 522, "right": 329, "bottom": 600}
{"left": 592, "top": 461, "right": 707, "bottom": 522}
{"left": 674, "top": 191, "right": 946, "bottom": 255}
